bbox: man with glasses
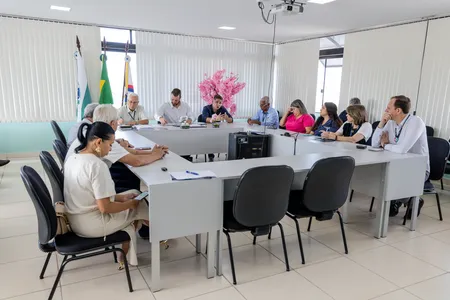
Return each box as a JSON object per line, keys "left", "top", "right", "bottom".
{"left": 118, "top": 93, "right": 149, "bottom": 125}
{"left": 247, "top": 96, "right": 279, "bottom": 129}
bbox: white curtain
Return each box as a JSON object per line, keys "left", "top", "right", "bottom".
{"left": 135, "top": 32, "right": 273, "bottom": 119}
{"left": 416, "top": 18, "right": 450, "bottom": 138}
{"left": 0, "top": 17, "right": 100, "bottom": 122}
{"left": 272, "top": 39, "right": 320, "bottom": 115}
{"left": 340, "top": 22, "right": 427, "bottom": 122}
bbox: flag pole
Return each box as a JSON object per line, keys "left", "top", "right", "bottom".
{"left": 121, "top": 40, "right": 130, "bottom": 106}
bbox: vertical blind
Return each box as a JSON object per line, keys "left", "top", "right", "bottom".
{"left": 0, "top": 17, "right": 100, "bottom": 122}
{"left": 339, "top": 22, "right": 427, "bottom": 122}
{"left": 135, "top": 32, "right": 273, "bottom": 119}
{"left": 416, "top": 18, "right": 450, "bottom": 138}
{"left": 272, "top": 39, "right": 320, "bottom": 115}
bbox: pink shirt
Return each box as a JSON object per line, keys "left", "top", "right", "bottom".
{"left": 285, "top": 114, "right": 315, "bottom": 133}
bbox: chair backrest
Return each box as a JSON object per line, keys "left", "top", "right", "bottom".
{"left": 366, "top": 121, "right": 381, "bottom": 146}
{"left": 39, "top": 151, "right": 64, "bottom": 204}
{"left": 302, "top": 156, "right": 355, "bottom": 212}
{"left": 428, "top": 137, "right": 450, "bottom": 181}
{"left": 20, "top": 166, "right": 57, "bottom": 245}
{"left": 233, "top": 165, "right": 294, "bottom": 227}
{"left": 51, "top": 120, "right": 67, "bottom": 145}
{"left": 53, "top": 140, "right": 68, "bottom": 167}
{"left": 310, "top": 113, "right": 316, "bottom": 120}
{"left": 197, "top": 114, "right": 203, "bottom": 122}
{"left": 426, "top": 126, "right": 435, "bottom": 137}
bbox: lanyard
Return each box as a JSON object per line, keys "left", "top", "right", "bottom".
{"left": 128, "top": 110, "right": 136, "bottom": 121}
{"left": 394, "top": 115, "right": 411, "bottom": 143}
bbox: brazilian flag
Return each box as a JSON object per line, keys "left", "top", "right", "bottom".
{"left": 99, "top": 54, "right": 114, "bottom": 104}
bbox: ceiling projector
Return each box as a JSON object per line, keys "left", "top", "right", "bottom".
{"left": 258, "top": 0, "right": 306, "bottom": 16}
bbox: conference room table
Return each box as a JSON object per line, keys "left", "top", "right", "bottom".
{"left": 115, "top": 122, "right": 427, "bottom": 292}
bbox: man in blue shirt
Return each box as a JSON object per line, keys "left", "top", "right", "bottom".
{"left": 247, "top": 96, "right": 279, "bottom": 129}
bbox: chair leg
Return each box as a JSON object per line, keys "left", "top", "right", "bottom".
{"left": 268, "top": 226, "right": 272, "bottom": 239}
{"left": 278, "top": 222, "right": 290, "bottom": 271}
{"left": 441, "top": 179, "right": 444, "bottom": 190}
{"left": 436, "top": 193, "right": 443, "bottom": 221}
{"left": 39, "top": 252, "right": 52, "bottom": 279}
{"left": 223, "top": 230, "right": 237, "bottom": 285}
{"left": 253, "top": 236, "right": 256, "bottom": 245}
{"left": 349, "top": 189, "right": 354, "bottom": 202}
{"left": 112, "top": 246, "right": 118, "bottom": 263}
{"left": 49, "top": 256, "right": 70, "bottom": 300}
{"left": 116, "top": 248, "right": 133, "bottom": 292}
{"left": 287, "top": 213, "right": 305, "bottom": 264}
{"left": 336, "top": 211, "right": 348, "bottom": 254}
{"left": 204, "top": 154, "right": 207, "bottom": 162}
{"left": 307, "top": 217, "right": 312, "bottom": 232}
{"left": 369, "top": 197, "right": 375, "bottom": 212}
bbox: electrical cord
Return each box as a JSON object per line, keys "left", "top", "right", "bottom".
{"left": 267, "top": 14, "right": 277, "bottom": 96}
{"left": 258, "top": 2, "right": 275, "bottom": 24}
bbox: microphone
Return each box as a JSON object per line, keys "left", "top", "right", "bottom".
{"left": 293, "top": 133, "right": 300, "bottom": 155}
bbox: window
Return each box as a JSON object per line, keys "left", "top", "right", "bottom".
{"left": 315, "top": 58, "right": 343, "bottom": 113}
{"left": 100, "top": 28, "right": 137, "bottom": 107}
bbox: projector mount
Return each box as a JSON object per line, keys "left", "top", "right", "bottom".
{"left": 257, "top": 0, "right": 306, "bottom": 24}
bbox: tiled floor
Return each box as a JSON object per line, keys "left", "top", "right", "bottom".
{"left": 2, "top": 158, "right": 450, "bottom": 299}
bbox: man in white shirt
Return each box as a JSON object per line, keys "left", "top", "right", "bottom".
{"left": 67, "top": 103, "right": 99, "bottom": 147}
{"left": 372, "top": 95, "right": 430, "bottom": 217}
{"left": 117, "top": 93, "right": 149, "bottom": 125}
{"left": 155, "top": 88, "right": 194, "bottom": 125}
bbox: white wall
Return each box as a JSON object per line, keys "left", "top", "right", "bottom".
{"left": 416, "top": 18, "right": 450, "bottom": 138}
{"left": 272, "top": 39, "right": 320, "bottom": 115}
{"left": 0, "top": 17, "right": 100, "bottom": 122}
{"left": 340, "top": 22, "right": 427, "bottom": 122}
{"left": 135, "top": 32, "right": 273, "bottom": 118}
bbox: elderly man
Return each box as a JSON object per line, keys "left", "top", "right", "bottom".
{"left": 155, "top": 88, "right": 194, "bottom": 125}
{"left": 67, "top": 103, "right": 99, "bottom": 147}
{"left": 339, "top": 97, "right": 361, "bottom": 123}
{"left": 118, "top": 93, "right": 149, "bottom": 125}
{"left": 247, "top": 96, "right": 279, "bottom": 129}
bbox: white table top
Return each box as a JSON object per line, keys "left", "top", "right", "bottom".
{"left": 115, "top": 129, "right": 427, "bottom": 186}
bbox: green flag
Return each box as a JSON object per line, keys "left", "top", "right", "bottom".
{"left": 99, "top": 54, "right": 113, "bottom": 104}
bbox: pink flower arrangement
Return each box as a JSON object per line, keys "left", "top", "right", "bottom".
{"left": 198, "top": 70, "right": 246, "bottom": 115}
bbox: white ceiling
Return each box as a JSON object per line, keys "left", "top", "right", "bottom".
{"left": 1, "top": 0, "right": 450, "bottom": 43}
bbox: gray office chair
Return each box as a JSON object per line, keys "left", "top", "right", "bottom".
{"left": 287, "top": 156, "right": 355, "bottom": 264}
{"left": 223, "top": 165, "right": 294, "bottom": 284}
{"left": 53, "top": 140, "right": 68, "bottom": 169}
{"left": 51, "top": 120, "right": 67, "bottom": 146}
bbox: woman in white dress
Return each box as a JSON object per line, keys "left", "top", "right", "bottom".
{"left": 64, "top": 122, "right": 149, "bottom": 268}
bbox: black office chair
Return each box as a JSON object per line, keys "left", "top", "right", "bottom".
{"left": 287, "top": 156, "right": 355, "bottom": 264}
{"left": 426, "top": 126, "right": 435, "bottom": 137}
{"left": 310, "top": 113, "right": 316, "bottom": 120}
{"left": 51, "top": 120, "right": 67, "bottom": 146}
{"left": 403, "top": 137, "right": 449, "bottom": 224}
{"left": 53, "top": 139, "right": 68, "bottom": 168}
{"left": 223, "top": 165, "right": 294, "bottom": 284}
{"left": 20, "top": 166, "right": 133, "bottom": 300}
{"left": 39, "top": 151, "right": 64, "bottom": 204}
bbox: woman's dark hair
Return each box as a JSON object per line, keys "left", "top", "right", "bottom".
{"left": 290, "top": 99, "right": 308, "bottom": 115}
{"left": 75, "top": 122, "right": 115, "bottom": 153}
{"left": 311, "top": 102, "right": 343, "bottom": 131}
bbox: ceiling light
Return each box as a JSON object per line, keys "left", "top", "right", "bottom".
{"left": 308, "top": 0, "right": 336, "bottom": 4}
{"left": 218, "top": 26, "right": 236, "bottom": 30}
{"left": 50, "top": 5, "right": 71, "bottom": 12}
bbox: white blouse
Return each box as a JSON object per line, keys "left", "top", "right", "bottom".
{"left": 64, "top": 153, "right": 116, "bottom": 215}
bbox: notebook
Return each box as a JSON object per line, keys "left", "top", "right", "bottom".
{"left": 169, "top": 170, "right": 217, "bottom": 181}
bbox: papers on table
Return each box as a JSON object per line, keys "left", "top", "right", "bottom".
{"left": 169, "top": 170, "right": 217, "bottom": 181}
{"left": 133, "top": 125, "right": 154, "bottom": 130}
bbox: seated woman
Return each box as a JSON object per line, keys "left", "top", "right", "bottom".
{"left": 202, "top": 94, "right": 233, "bottom": 124}
{"left": 64, "top": 122, "right": 150, "bottom": 269}
{"left": 322, "top": 104, "right": 372, "bottom": 144}
{"left": 279, "top": 99, "right": 314, "bottom": 134}
{"left": 311, "top": 102, "right": 342, "bottom": 136}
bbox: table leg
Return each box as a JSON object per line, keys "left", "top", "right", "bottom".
{"left": 196, "top": 234, "right": 201, "bottom": 254}
{"left": 206, "top": 231, "right": 216, "bottom": 279}
{"left": 410, "top": 196, "right": 419, "bottom": 231}
{"left": 374, "top": 198, "right": 389, "bottom": 238}
{"left": 215, "top": 230, "right": 223, "bottom": 276}
{"left": 151, "top": 239, "right": 161, "bottom": 292}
